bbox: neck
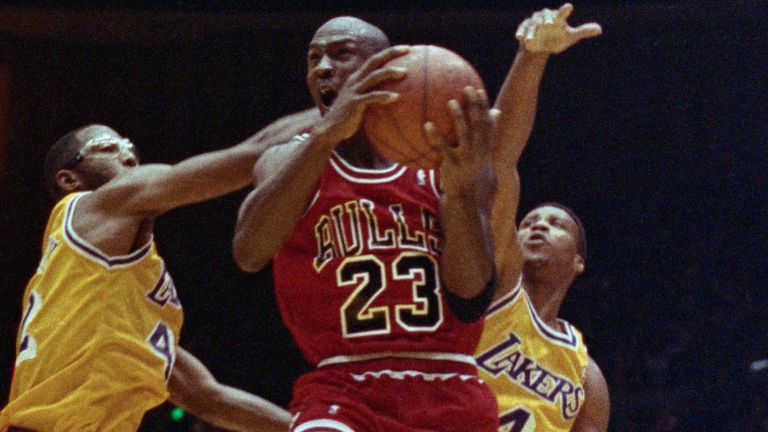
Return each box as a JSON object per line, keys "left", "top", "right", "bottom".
{"left": 335, "top": 132, "right": 393, "bottom": 169}
{"left": 521, "top": 264, "right": 574, "bottom": 329}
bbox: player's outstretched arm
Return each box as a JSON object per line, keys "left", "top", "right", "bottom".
{"left": 232, "top": 46, "right": 409, "bottom": 272}
{"left": 571, "top": 357, "right": 610, "bottom": 432}
{"left": 425, "top": 87, "right": 497, "bottom": 321}
{"left": 79, "top": 108, "right": 319, "bottom": 224}
{"left": 168, "top": 347, "right": 291, "bottom": 432}
{"left": 492, "top": 3, "right": 602, "bottom": 297}
{"left": 495, "top": 3, "right": 602, "bottom": 170}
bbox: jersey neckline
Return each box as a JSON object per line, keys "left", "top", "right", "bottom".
{"left": 329, "top": 151, "right": 408, "bottom": 184}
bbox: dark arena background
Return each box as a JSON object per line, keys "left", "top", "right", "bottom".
{"left": 0, "top": 1, "right": 766, "bottom": 430}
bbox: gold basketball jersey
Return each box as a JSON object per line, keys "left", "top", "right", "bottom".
{"left": 1, "top": 192, "right": 184, "bottom": 432}
{"left": 475, "top": 282, "right": 589, "bottom": 432}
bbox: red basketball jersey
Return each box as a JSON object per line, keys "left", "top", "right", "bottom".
{"left": 273, "top": 147, "right": 484, "bottom": 366}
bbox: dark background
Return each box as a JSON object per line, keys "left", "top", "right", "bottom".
{"left": 0, "top": 1, "right": 766, "bottom": 430}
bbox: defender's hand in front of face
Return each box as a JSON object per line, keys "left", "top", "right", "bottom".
{"left": 425, "top": 87, "right": 498, "bottom": 208}
{"left": 516, "top": 3, "right": 602, "bottom": 55}
{"left": 314, "top": 45, "right": 410, "bottom": 145}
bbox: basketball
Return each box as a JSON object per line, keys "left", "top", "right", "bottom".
{"left": 363, "top": 45, "right": 486, "bottom": 169}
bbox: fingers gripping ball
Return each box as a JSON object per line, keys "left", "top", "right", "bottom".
{"left": 363, "top": 45, "right": 486, "bottom": 169}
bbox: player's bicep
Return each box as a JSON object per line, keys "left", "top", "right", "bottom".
{"left": 491, "top": 163, "right": 523, "bottom": 295}
{"left": 572, "top": 357, "right": 610, "bottom": 432}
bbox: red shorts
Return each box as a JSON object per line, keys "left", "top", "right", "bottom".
{"left": 289, "top": 358, "right": 499, "bottom": 432}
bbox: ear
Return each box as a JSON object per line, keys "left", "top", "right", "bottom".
{"left": 573, "top": 254, "right": 585, "bottom": 275}
{"left": 55, "top": 170, "right": 83, "bottom": 194}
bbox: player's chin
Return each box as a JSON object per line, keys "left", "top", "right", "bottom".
{"left": 522, "top": 250, "right": 549, "bottom": 263}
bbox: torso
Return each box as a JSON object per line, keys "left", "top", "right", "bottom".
{"left": 272, "top": 148, "right": 484, "bottom": 366}
{"left": 0, "top": 192, "right": 184, "bottom": 431}
{"left": 475, "top": 281, "right": 589, "bottom": 432}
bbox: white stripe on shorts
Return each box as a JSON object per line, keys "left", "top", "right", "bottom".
{"left": 294, "top": 418, "right": 356, "bottom": 432}
{"left": 318, "top": 351, "right": 477, "bottom": 368}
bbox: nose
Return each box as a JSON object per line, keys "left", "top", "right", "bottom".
{"left": 313, "top": 55, "right": 333, "bottom": 79}
{"left": 530, "top": 220, "right": 549, "bottom": 232}
{"left": 122, "top": 152, "right": 139, "bottom": 167}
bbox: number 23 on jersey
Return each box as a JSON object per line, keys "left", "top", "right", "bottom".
{"left": 339, "top": 252, "right": 444, "bottom": 338}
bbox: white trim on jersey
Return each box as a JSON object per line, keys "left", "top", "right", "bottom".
{"left": 294, "top": 419, "right": 356, "bottom": 432}
{"left": 428, "top": 169, "right": 441, "bottom": 199}
{"left": 318, "top": 351, "right": 477, "bottom": 368}
{"left": 63, "top": 192, "right": 153, "bottom": 269}
{"left": 305, "top": 190, "right": 322, "bottom": 213}
{"left": 332, "top": 150, "right": 402, "bottom": 174}
{"left": 329, "top": 152, "right": 407, "bottom": 184}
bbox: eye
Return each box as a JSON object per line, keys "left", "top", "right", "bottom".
{"left": 335, "top": 48, "right": 353, "bottom": 59}
{"left": 100, "top": 142, "right": 119, "bottom": 153}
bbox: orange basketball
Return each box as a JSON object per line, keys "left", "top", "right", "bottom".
{"left": 363, "top": 45, "right": 486, "bottom": 169}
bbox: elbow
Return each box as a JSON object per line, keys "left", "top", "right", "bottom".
{"left": 232, "top": 237, "right": 268, "bottom": 273}
{"left": 178, "top": 386, "right": 222, "bottom": 422}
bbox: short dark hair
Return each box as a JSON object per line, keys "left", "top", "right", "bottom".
{"left": 529, "top": 202, "right": 588, "bottom": 261}
{"left": 43, "top": 126, "right": 88, "bottom": 200}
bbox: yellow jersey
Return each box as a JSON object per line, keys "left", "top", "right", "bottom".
{"left": 1, "top": 192, "right": 184, "bottom": 432}
{"left": 475, "top": 282, "right": 589, "bottom": 432}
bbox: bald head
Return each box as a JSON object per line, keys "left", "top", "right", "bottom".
{"left": 313, "top": 16, "right": 390, "bottom": 54}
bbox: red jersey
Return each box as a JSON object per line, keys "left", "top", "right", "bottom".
{"left": 273, "top": 146, "right": 484, "bottom": 367}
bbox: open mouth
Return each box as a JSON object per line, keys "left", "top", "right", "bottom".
{"left": 320, "top": 89, "right": 337, "bottom": 108}
{"left": 527, "top": 233, "right": 547, "bottom": 243}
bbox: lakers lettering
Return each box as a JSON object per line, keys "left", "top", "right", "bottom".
{"left": 477, "top": 333, "right": 584, "bottom": 420}
{"left": 146, "top": 268, "right": 180, "bottom": 308}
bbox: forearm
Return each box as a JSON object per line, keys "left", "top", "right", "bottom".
{"left": 113, "top": 143, "right": 263, "bottom": 216}
{"left": 493, "top": 49, "right": 549, "bottom": 167}
{"left": 184, "top": 386, "right": 291, "bottom": 432}
{"left": 233, "top": 132, "right": 336, "bottom": 271}
{"left": 139, "top": 108, "right": 319, "bottom": 214}
{"left": 439, "top": 190, "right": 495, "bottom": 300}
{"left": 168, "top": 347, "right": 292, "bottom": 432}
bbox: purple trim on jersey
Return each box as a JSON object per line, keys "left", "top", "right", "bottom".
{"left": 64, "top": 193, "right": 152, "bottom": 268}
{"left": 523, "top": 292, "right": 579, "bottom": 348}
{"left": 486, "top": 281, "right": 522, "bottom": 316}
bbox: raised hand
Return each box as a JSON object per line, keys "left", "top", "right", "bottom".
{"left": 314, "top": 45, "right": 410, "bottom": 145}
{"left": 516, "top": 3, "right": 602, "bottom": 54}
{"left": 425, "top": 87, "right": 498, "bottom": 208}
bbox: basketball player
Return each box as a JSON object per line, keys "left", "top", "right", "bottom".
{"left": 0, "top": 108, "right": 318, "bottom": 431}
{"left": 469, "top": 4, "right": 610, "bottom": 432}
{"left": 233, "top": 17, "right": 500, "bottom": 432}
